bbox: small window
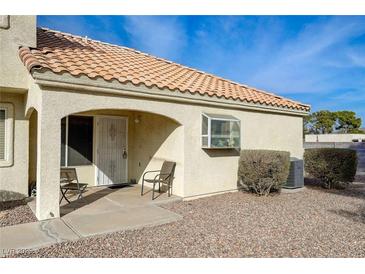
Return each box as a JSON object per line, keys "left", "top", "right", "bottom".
{"left": 202, "top": 113, "right": 240, "bottom": 149}
{"left": 61, "top": 115, "right": 93, "bottom": 166}
{"left": 0, "top": 103, "right": 14, "bottom": 167}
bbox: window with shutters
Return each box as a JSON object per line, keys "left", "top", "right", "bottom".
{"left": 0, "top": 103, "right": 14, "bottom": 167}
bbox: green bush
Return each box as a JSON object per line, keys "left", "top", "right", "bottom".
{"left": 304, "top": 148, "right": 357, "bottom": 189}
{"left": 238, "top": 150, "right": 290, "bottom": 196}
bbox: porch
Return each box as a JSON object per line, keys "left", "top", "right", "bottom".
{"left": 27, "top": 105, "right": 185, "bottom": 220}
{"left": 27, "top": 184, "right": 182, "bottom": 238}
{"left": 0, "top": 183, "right": 182, "bottom": 255}
{"left": 58, "top": 184, "right": 182, "bottom": 217}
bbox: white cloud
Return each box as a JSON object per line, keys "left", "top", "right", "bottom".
{"left": 123, "top": 16, "right": 187, "bottom": 60}
{"left": 246, "top": 17, "right": 365, "bottom": 94}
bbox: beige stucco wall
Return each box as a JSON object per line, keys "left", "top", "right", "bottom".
{"left": 0, "top": 16, "right": 35, "bottom": 201}
{"left": 0, "top": 91, "right": 29, "bottom": 200}
{"left": 0, "top": 16, "right": 36, "bottom": 90}
{"left": 183, "top": 106, "right": 303, "bottom": 197}
{"left": 131, "top": 111, "right": 184, "bottom": 196}
{"left": 28, "top": 83, "right": 303, "bottom": 203}
{"left": 0, "top": 74, "right": 305, "bottom": 219}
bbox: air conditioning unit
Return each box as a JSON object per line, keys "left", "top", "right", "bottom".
{"left": 283, "top": 157, "right": 304, "bottom": 189}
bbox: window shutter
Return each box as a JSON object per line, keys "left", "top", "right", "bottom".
{"left": 0, "top": 109, "right": 5, "bottom": 160}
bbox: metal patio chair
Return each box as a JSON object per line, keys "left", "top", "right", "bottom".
{"left": 141, "top": 161, "right": 176, "bottom": 200}
{"left": 60, "top": 167, "right": 88, "bottom": 204}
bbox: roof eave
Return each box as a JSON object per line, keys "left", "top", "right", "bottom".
{"left": 31, "top": 69, "right": 311, "bottom": 116}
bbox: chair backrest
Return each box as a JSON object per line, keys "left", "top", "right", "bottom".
{"left": 160, "top": 161, "right": 176, "bottom": 182}
{"left": 60, "top": 168, "right": 78, "bottom": 184}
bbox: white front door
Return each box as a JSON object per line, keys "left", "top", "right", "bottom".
{"left": 96, "top": 117, "right": 128, "bottom": 186}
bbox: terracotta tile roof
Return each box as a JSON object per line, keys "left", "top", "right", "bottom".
{"left": 19, "top": 28, "right": 310, "bottom": 112}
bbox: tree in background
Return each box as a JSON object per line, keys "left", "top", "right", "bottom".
{"left": 304, "top": 110, "right": 337, "bottom": 134}
{"left": 304, "top": 110, "right": 364, "bottom": 134}
{"left": 335, "top": 111, "right": 363, "bottom": 133}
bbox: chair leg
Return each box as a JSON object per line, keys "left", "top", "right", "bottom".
{"left": 152, "top": 182, "right": 156, "bottom": 200}
{"left": 60, "top": 189, "right": 71, "bottom": 204}
{"left": 59, "top": 186, "right": 64, "bottom": 204}
{"left": 141, "top": 180, "right": 144, "bottom": 196}
{"left": 77, "top": 186, "right": 86, "bottom": 200}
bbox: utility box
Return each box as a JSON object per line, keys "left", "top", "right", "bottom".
{"left": 283, "top": 157, "right": 304, "bottom": 189}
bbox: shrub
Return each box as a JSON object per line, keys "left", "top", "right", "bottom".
{"left": 238, "top": 150, "right": 290, "bottom": 196}
{"left": 304, "top": 148, "right": 357, "bottom": 189}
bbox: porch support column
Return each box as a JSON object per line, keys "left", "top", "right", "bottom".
{"left": 35, "top": 108, "right": 60, "bottom": 220}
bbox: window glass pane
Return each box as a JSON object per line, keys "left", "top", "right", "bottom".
{"left": 202, "top": 115, "right": 208, "bottom": 135}
{"left": 210, "top": 136, "right": 240, "bottom": 148}
{"left": 0, "top": 109, "right": 5, "bottom": 160}
{"left": 202, "top": 136, "right": 208, "bottom": 147}
{"left": 211, "top": 119, "right": 231, "bottom": 137}
{"left": 60, "top": 117, "right": 66, "bottom": 166}
{"left": 211, "top": 137, "right": 231, "bottom": 148}
{"left": 67, "top": 116, "right": 93, "bottom": 166}
{"left": 231, "top": 121, "right": 240, "bottom": 137}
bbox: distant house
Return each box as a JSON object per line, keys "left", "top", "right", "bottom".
{"left": 1, "top": 16, "right": 310, "bottom": 220}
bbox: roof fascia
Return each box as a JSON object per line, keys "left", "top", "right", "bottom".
{"left": 32, "top": 70, "right": 310, "bottom": 117}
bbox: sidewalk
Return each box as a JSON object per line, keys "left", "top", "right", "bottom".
{"left": 0, "top": 185, "right": 182, "bottom": 257}
{"left": 0, "top": 218, "right": 79, "bottom": 257}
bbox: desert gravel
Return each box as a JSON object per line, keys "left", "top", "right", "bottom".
{"left": 0, "top": 199, "right": 37, "bottom": 227}
{"left": 7, "top": 181, "right": 365, "bottom": 258}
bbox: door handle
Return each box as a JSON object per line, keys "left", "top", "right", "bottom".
{"left": 122, "top": 148, "right": 128, "bottom": 159}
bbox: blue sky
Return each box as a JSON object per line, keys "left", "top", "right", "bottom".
{"left": 38, "top": 16, "right": 365, "bottom": 126}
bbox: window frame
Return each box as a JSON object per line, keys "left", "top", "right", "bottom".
{"left": 201, "top": 113, "right": 241, "bottom": 149}
{"left": 61, "top": 115, "right": 94, "bottom": 167}
{"left": 0, "top": 103, "right": 14, "bottom": 167}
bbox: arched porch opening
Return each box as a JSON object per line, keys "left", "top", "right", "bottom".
{"left": 33, "top": 88, "right": 187, "bottom": 221}
{"left": 56, "top": 108, "right": 184, "bottom": 216}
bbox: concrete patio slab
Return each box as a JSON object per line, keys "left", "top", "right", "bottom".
{"left": 1, "top": 185, "right": 182, "bottom": 255}
{"left": 0, "top": 218, "right": 79, "bottom": 257}
{"left": 62, "top": 205, "right": 182, "bottom": 237}
{"left": 61, "top": 196, "right": 123, "bottom": 216}
{"left": 105, "top": 188, "right": 182, "bottom": 207}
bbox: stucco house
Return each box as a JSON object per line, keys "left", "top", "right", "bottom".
{"left": 0, "top": 16, "right": 310, "bottom": 221}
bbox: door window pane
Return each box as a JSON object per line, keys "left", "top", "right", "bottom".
{"left": 67, "top": 116, "right": 93, "bottom": 166}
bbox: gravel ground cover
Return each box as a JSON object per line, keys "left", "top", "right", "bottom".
{"left": 7, "top": 180, "right": 365, "bottom": 258}
{"left": 0, "top": 199, "right": 37, "bottom": 227}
